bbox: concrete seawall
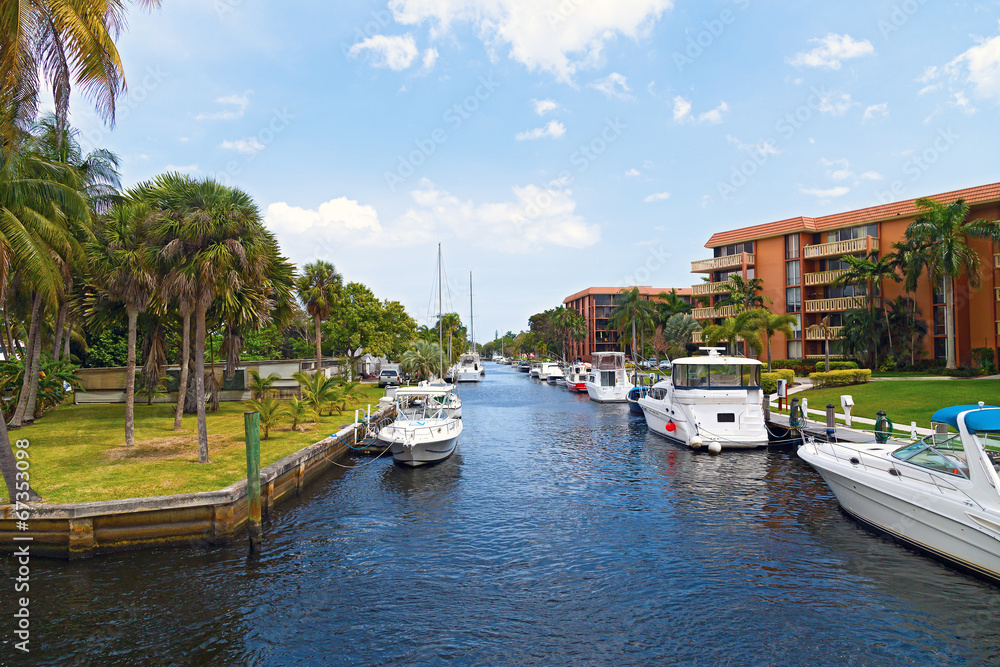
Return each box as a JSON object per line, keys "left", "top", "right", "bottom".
{"left": 0, "top": 413, "right": 388, "bottom": 559}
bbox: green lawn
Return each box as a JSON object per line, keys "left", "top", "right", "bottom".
{"left": 779, "top": 379, "right": 1000, "bottom": 429}
{"left": 2, "top": 385, "right": 385, "bottom": 504}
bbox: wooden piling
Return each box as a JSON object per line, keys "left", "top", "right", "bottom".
{"left": 244, "top": 411, "right": 262, "bottom": 552}
{"left": 826, "top": 404, "right": 836, "bottom": 438}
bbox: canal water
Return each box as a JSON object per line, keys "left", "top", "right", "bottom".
{"left": 6, "top": 364, "right": 1000, "bottom": 665}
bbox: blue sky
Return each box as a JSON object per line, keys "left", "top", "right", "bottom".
{"left": 57, "top": 0, "right": 1000, "bottom": 342}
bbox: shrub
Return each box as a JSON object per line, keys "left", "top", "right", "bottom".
{"left": 768, "top": 359, "right": 816, "bottom": 376}
{"left": 814, "top": 360, "right": 859, "bottom": 372}
{"left": 972, "top": 347, "right": 996, "bottom": 374}
{"left": 761, "top": 369, "right": 794, "bottom": 394}
{"left": 809, "top": 369, "right": 872, "bottom": 388}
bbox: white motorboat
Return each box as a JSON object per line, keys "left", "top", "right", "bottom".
{"left": 564, "top": 362, "right": 590, "bottom": 393}
{"left": 636, "top": 347, "right": 767, "bottom": 451}
{"left": 537, "top": 362, "right": 561, "bottom": 381}
{"left": 585, "top": 352, "right": 630, "bottom": 403}
{"left": 453, "top": 352, "right": 483, "bottom": 382}
{"left": 378, "top": 385, "right": 464, "bottom": 466}
{"left": 529, "top": 362, "right": 542, "bottom": 379}
{"left": 798, "top": 403, "right": 1000, "bottom": 583}
{"left": 545, "top": 365, "right": 564, "bottom": 385}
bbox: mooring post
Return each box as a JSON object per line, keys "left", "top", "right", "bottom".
{"left": 244, "top": 411, "right": 262, "bottom": 553}
{"left": 801, "top": 398, "right": 809, "bottom": 423}
{"left": 790, "top": 398, "right": 800, "bottom": 427}
{"left": 762, "top": 395, "right": 770, "bottom": 422}
{"left": 826, "top": 404, "right": 836, "bottom": 440}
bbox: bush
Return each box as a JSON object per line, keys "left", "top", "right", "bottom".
{"left": 815, "top": 360, "right": 859, "bottom": 372}
{"left": 972, "top": 347, "right": 996, "bottom": 374}
{"left": 769, "top": 359, "right": 816, "bottom": 376}
{"left": 761, "top": 369, "right": 794, "bottom": 394}
{"left": 809, "top": 369, "right": 872, "bottom": 388}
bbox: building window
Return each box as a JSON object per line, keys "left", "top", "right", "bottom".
{"left": 933, "top": 305, "right": 946, "bottom": 336}
{"left": 785, "top": 261, "right": 800, "bottom": 286}
{"left": 933, "top": 278, "right": 945, "bottom": 305}
{"left": 786, "top": 287, "right": 801, "bottom": 313}
{"left": 934, "top": 337, "right": 947, "bottom": 359}
{"left": 713, "top": 241, "right": 754, "bottom": 258}
{"left": 785, "top": 234, "right": 800, "bottom": 260}
{"left": 787, "top": 341, "right": 802, "bottom": 359}
{"left": 826, "top": 223, "right": 878, "bottom": 243}
{"left": 790, "top": 314, "right": 802, "bottom": 339}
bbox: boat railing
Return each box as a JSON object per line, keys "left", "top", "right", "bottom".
{"left": 400, "top": 419, "right": 460, "bottom": 445}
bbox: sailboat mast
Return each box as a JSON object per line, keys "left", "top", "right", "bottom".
{"left": 437, "top": 243, "right": 443, "bottom": 379}
{"left": 469, "top": 271, "right": 474, "bottom": 354}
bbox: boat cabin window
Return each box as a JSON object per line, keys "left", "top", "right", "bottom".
{"left": 892, "top": 434, "right": 969, "bottom": 478}
{"left": 601, "top": 370, "right": 617, "bottom": 387}
{"left": 648, "top": 387, "right": 668, "bottom": 400}
{"left": 673, "top": 364, "right": 761, "bottom": 389}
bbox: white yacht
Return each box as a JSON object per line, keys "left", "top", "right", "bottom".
{"left": 378, "top": 385, "right": 464, "bottom": 466}
{"left": 564, "top": 363, "right": 590, "bottom": 393}
{"left": 537, "top": 362, "right": 561, "bottom": 381}
{"left": 636, "top": 348, "right": 767, "bottom": 451}
{"left": 529, "top": 362, "right": 542, "bottom": 379}
{"left": 453, "top": 352, "right": 483, "bottom": 383}
{"left": 798, "top": 403, "right": 1000, "bottom": 584}
{"left": 585, "top": 352, "right": 630, "bottom": 403}
{"left": 545, "top": 365, "right": 564, "bottom": 385}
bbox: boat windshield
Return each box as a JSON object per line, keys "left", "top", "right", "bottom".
{"left": 673, "top": 363, "right": 761, "bottom": 389}
{"left": 892, "top": 433, "right": 969, "bottom": 478}
{"left": 397, "top": 394, "right": 448, "bottom": 420}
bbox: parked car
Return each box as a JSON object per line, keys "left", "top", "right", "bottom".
{"left": 378, "top": 369, "right": 401, "bottom": 388}
{"left": 659, "top": 360, "right": 672, "bottom": 370}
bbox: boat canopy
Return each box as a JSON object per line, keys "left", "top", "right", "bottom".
{"left": 396, "top": 385, "right": 456, "bottom": 396}
{"left": 592, "top": 352, "right": 625, "bottom": 370}
{"left": 931, "top": 405, "right": 1000, "bottom": 432}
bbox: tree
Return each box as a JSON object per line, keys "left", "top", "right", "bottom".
{"left": 660, "top": 313, "right": 702, "bottom": 360}
{"left": 401, "top": 339, "right": 442, "bottom": 381}
{"left": 831, "top": 250, "right": 901, "bottom": 367}
{"left": 761, "top": 311, "right": 798, "bottom": 372}
{"left": 840, "top": 307, "right": 884, "bottom": 370}
{"left": 89, "top": 200, "right": 155, "bottom": 447}
{"left": 247, "top": 370, "right": 280, "bottom": 399}
{"left": 905, "top": 197, "right": 1000, "bottom": 369}
{"left": 610, "top": 287, "right": 654, "bottom": 360}
{"left": 807, "top": 316, "right": 835, "bottom": 372}
{"left": 286, "top": 397, "right": 314, "bottom": 431}
{"left": 245, "top": 397, "right": 283, "bottom": 440}
{"left": 552, "top": 306, "right": 587, "bottom": 361}
{"left": 292, "top": 370, "right": 339, "bottom": 416}
{"left": 326, "top": 282, "right": 416, "bottom": 376}
{"left": 296, "top": 260, "right": 342, "bottom": 376}
{"left": 715, "top": 275, "right": 772, "bottom": 313}
{"left": 701, "top": 309, "right": 767, "bottom": 357}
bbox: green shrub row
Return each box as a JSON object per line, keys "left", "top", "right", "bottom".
{"left": 761, "top": 369, "right": 795, "bottom": 395}
{"left": 809, "top": 369, "right": 872, "bottom": 388}
{"left": 814, "top": 360, "right": 859, "bottom": 372}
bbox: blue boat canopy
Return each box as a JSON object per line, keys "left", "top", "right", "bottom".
{"left": 931, "top": 405, "right": 1000, "bottom": 431}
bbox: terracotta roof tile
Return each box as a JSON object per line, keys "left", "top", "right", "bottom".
{"left": 563, "top": 286, "right": 692, "bottom": 303}
{"left": 704, "top": 182, "right": 1000, "bottom": 247}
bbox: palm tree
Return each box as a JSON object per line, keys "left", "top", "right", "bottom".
{"left": 660, "top": 313, "right": 702, "bottom": 360}
{"left": 245, "top": 397, "right": 283, "bottom": 440}
{"left": 296, "top": 260, "right": 342, "bottom": 377}
{"left": 831, "top": 250, "right": 901, "bottom": 365}
{"left": 905, "top": 197, "right": 1000, "bottom": 369}
{"left": 702, "top": 309, "right": 767, "bottom": 357}
{"left": 807, "top": 316, "right": 835, "bottom": 371}
{"left": 0, "top": 0, "right": 162, "bottom": 143}
{"left": 715, "top": 275, "right": 772, "bottom": 313}
{"left": 401, "top": 339, "right": 441, "bottom": 381}
{"left": 761, "top": 311, "right": 798, "bottom": 372}
{"left": 292, "top": 370, "right": 340, "bottom": 416}
{"left": 146, "top": 174, "right": 278, "bottom": 463}
{"left": 610, "top": 287, "right": 654, "bottom": 360}
{"left": 248, "top": 370, "right": 280, "bottom": 399}
{"left": 89, "top": 200, "right": 155, "bottom": 447}
{"left": 287, "top": 397, "right": 315, "bottom": 431}
{"left": 552, "top": 306, "right": 587, "bottom": 361}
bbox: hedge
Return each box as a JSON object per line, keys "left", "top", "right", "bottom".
{"left": 814, "top": 360, "right": 859, "bottom": 372}
{"left": 761, "top": 369, "right": 794, "bottom": 395}
{"left": 769, "top": 359, "right": 817, "bottom": 376}
{"left": 809, "top": 369, "right": 872, "bottom": 388}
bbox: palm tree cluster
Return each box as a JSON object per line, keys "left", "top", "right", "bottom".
{"left": 610, "top": 288, "right": 693, "bottom": 362}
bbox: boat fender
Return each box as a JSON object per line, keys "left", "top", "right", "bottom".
{"left": 690, "top": 435, "right": 703, "bottom": 449}
{"left": 707, "top": 441, "right": 722, "bottom": 454}
{"left": 666, "top": 421, "right": 676, "bottom": 432}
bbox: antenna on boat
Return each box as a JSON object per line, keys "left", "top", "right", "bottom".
{"left": 469, "top": 271, "right": 474, "bottom": 354}
{"left": 438, "top": 243, "right": 443, "bottom": 380}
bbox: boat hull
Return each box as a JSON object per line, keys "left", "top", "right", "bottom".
{"left": 566, "top": 381, "right": 587, "bottom": 392}
{"left": 378, "top": 420, "right": 463, "bottom": 467}
{"left": 585, "top": 382, "right": 629, "bottom": 403}
{"left": 638, "top": 399, "right": 768, "bottom": 449}
{"left": 455, "top": 370, "right": 482, "bottom": 382}
{"left": 798, "top": 443, "right": 1000, "bottom": 583}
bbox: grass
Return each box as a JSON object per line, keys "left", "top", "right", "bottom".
{"left": 775, "top": 379, "right": 1000, "bottom": 429}
{"left": 1, "top": 385, "right": 385, "bottom": 504}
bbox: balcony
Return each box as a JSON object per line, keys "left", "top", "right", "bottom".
{"left": 692, "top": 281, "right": 732, "bottom": 296}
{"left": 804, "top": 296, "right": 878, "bottom": 313}
{"left": 804, "top": 269, "right": 849, "bottom": 286}
{"left": 805, "top": 353, "right": 846, "bottom": 360}
{"left": 692, "top": 331, "right": 743, "bottom": 344}
{"left": 692, "top": 305, "right": 738, "bottom": 319}
{"left": 805, "top": 326, "right": 843, "bottom": 340}
{"left": 691, "top": 253, "right": 754, "bottom": 273}
{"left": 996, "top": 287, "right": 1000, "bottom": 301}
{"left": 995, "top": 253, "right": 1000, "bottom": 269}
{"left": 803, "top": 237, "right": 878, "bottom": 259}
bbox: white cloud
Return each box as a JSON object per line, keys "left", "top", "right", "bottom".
{"left": 817, "top": 91, "right": 854, "bottom": 116}
{"left": 787, "top": 33, "right": 875, "bottom": 70}
{"left": 819, "top": 158, "right": 882, "bottom": 184}
{"left": 952, "top": 30, "right": 1000, "bottom": 103}
{"left": 673, "top": 96, "right": 728, "bottom": 124}
{"left": 591, "top": 72, "right": 633, "bottom": 100}
{"left": 727, "top": 135, "right": 779, "bottom": 157}
{"left": 533, "top": 99, "right": 559, "bottom": 115}
{"left": 643, "top": 191, "right": 670, "bottom": 202}
{"left": 220, "top": 137, "right": 265, "bottom": 156}
{"left": 164, "top": 164, "right": 199, "bottom": 174}
{"left": 348, "top": 34, "right": 419, "bottom": 70}
{"left": 389, "top": 0, "right": 673, "bottom": 82}
{"left": 178, "top": 137, "right": 190, "bottom": 143}
{"left": 421, "top": 47, "right": 439, "bottom": 71}
{"left": 624, "top": 168, "right": 641, "bottom": 177}
{"left": 515, "top": 120, "right": 566, "bottom": 141}
{"left": 266, "top": 197, "right": 383, "bottom": 237}
{"left": 196, "top": 90, "right": 252, "bottom": 121}
{"left": 863, "top": 103, "right": 888, "bottom": 121}
{"left": 799, "top": 185, "right": 850, "bottom": 199}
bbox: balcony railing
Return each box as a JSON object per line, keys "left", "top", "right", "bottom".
{"left": 804, "top": 269, "right": 849, "bottom": 286}
{"left": 692, "top": 331, "right": 743, "bottom": 344}
{"left": 692, "top": 281, "right": 732, "bottom": 296}
{"left": 692, "top": 305, "right": 738, "bottom": 319}
{"left": 995, "top": 253, "right": 1000, "bottom": 269}
{"left": 805, "top": 326, "right": 843, "bottom": 340}
{"left": 804, "top": 296, "right": 878, "bottom": 312}
{"left": 805, "top": 353, "right": 846, "bottom": 360}
{"left": 803, "top": 237, "right": 878, "bottom": 259}
{"left": 996, "top": 287, "right": 1000, "bottom": 302}
{"left": 691, "top": 253, "right": 754, "bottom": 273}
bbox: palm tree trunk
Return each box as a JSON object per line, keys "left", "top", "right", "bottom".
{"left": 766, "top": 338, "right": 772, "bottom": 372}
{"left": 22, "top": 325, "right": 42, "bottom": 424}
{"left": 9, "top": 294, "right": 42, "bottom": 427}
{"left": 195, "top": 305, "right": 209, "bottom": 462}
{"left": 825, "top": 337, "right": 830, "bottom": 371}
{"left": 314, "top": 313, "right": 322, "bottom": 377}
{"left": 124, "top": 307, "right": 138, "bottom": 447}
{"left": 0, "top": 416, "right": 40, "bottom": 502}
{"left": 63, "top": 319, "right": 72, "bottom": 360}
{"left": 945, "top": 275, "right": 957, "bottom": 370}
{"left": 174, "top": 310, "right": 191, "bottom": 431}
{"left": 3, "top": 309, "right": 15, "bottom": 361}
{"left": 52, "top": 298, "right": 69, "bottom": 361}
{"left": 631, "top": 318, "right": 637, "bottom": 362}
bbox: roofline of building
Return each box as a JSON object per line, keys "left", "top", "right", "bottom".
{"left": 704, "top": 181, "right": 1000, "bottom": 248}
{"left": 562, "top": 286, "right": 693, "bottom": 303}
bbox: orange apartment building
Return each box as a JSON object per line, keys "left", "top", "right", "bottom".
{"left": 689, "top": 182, "right": 1000, "bottom": 365}
{"left": 562, "top": 286, "right": 693, "bottom": 361}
